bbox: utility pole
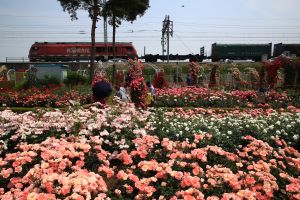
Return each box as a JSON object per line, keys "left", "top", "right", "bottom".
{"left": 161, "top": 15, "right": 173, "bottom": 63}
{"left": 103, "top": 0, "right": 108, "bottom": 61}
{"left": 103, "top": 0, "right": 107, "bottom": 44}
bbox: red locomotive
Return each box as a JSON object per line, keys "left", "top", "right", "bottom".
{"left": 28, "top": 42, "right": 138, "bottom": 62}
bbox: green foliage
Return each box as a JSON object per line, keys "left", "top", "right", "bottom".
{"left": 64, "top": 71, "right": 88, "bottom": 86}
{"left": 57, "top": 0, "right": 102, "bottom": 20}
{"left": 15, "top": 75, "right": 60, "bottom": 90}
{"left": 14, "top": 79, "right": 29, "bottom": 91}
{"left": 142, "top": 67, "right": 155, "bottom": 75}
{"left": 38, "top": 75, "right": 60, "bottom": 86}
{"left": 281, "top": 57, "right": 300, "bottom": 88}
{"left": 287, "top": 90, "right": 300, "bottom": 107}
{"left": 0, "top": 107, "right": 39, "bottom": 113}
{"left": 0, "top": 81, "right": 14, "bottom": 89}
{"left": 102, "top": 0, "right": 149, "bottom": 23}
{"left": 106, "top": 87, "right": 117, "bottom": 105}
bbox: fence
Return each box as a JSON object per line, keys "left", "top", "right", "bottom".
{"left": 142, "top": 72, "right": 259, "bottom": 89}
{"left": 108, "top": 69, "right": 286, "bottom": 90}
{"left": 6, "top": 57, "right": 30, "bottom": 63}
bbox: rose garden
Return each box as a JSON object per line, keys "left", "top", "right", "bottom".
{"left": 0, "top": 57, "right": 300, "bottom": 200}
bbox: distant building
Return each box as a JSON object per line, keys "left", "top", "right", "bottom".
{"left": 34, "top": 64, "right": 68, "bottom": 83}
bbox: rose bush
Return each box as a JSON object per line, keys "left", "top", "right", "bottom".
{"left": 128, "top": 59, "right": 147, "bottom": 109}
{"left": 155, "top": 87, "right": 293, "bottom": 108}
{"left": 0, "top": 86, "right": 92, "bottom": 108}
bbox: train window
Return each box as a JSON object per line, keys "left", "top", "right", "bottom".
{"left": 126, "top": 46, "right": 133, "bottom": 51}
{"left": 96, "top": 47, "right": 106, "bottom": 52}
{"left": 32, "top": 46, "right": 39, "bottom": 51}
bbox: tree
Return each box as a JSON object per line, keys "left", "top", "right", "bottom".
{"left": 102, "top": 0, "right": 150, "bottom": 85}
{"left": 57, "top": 0, "right": 102, "bottom": 83}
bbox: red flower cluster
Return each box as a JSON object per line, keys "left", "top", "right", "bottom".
{"left": 153, "top": 71, "right": 168, "bottom": 89}
{"left": 262, "top": 58, "right": 282, "bottom": 89}
{"left": 115, "top": 70, "right": 125, "bottom": 88}
{"left": 128, "top": 59, "right": 147, "bottom": 108}
{"left": 155, "top": 87, "right": 291, "bottom": 108}
{"left": 189, "top": 62, "right": 204, "bottom": 86}
{"left": 209, "top": 65, "right": 220, "bottom": 88}
{"left": 0, "top": 87, "right": 92, "bottom": 107}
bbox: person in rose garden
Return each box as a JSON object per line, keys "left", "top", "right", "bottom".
{"left": 146, "top": 81, "right": 155, "bottom": 106}
{"left": 186, "top": 73, "right": 193, "bottom": 86}
{"left": 115, "top": 85, "right": 130, "bottom": 102}
{"left": 92, "top": 80, "right": 112, "bottom": 104}
{"left": 125, "top": 73, "right": 132, "bottom": 87}
{"left": 257, "top": 80, "right": 269, "bottom": 104}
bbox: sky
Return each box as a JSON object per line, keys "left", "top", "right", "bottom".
{"left": 0, "top": 0, "right": 300, "bottom": 61}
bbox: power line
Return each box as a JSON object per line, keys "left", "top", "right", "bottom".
{"left": 173, "top": 33, "right": 194, "bottom": 55}
{"left": 0, "top": 30, "right": 161, "bottom": 34}
{"left": 1, "top": 35, "right": 299, "bottom": 39}
{"left": 174, "top": 31, "right": 300, "bottom": 35}
{"left": 0, "top": 27, "right": 299, "bottom": 38}
{"left": 175, "top": 21, "right": 300, "bottom": 28}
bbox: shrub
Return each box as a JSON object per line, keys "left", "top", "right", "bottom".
{"left": 64, "top": 71, "right": 88, "bottom": 86}
{"left": 129, "top": 59, "right": 147, "bottom": 108}
{"left": 153, "top": 71, "right": 168, "bottom": 89}
{"left": 14, "top": 79, "right": 29, "bottom": 91}
{"left": 115, "top": 71, "right": 125, "bottom": 88}
{"left": 38, "top": 75, "right": 60, "bottom": 87}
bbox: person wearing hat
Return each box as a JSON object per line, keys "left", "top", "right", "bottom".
{"left": 92, "top": 80, "right": 112, "bottom": 104}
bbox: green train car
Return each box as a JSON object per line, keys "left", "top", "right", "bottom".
{"left": 211, "top": 43, "right": 272, "bottom": 62}
{"left": 273, "top": 43, "right": 300, "bottom": 57}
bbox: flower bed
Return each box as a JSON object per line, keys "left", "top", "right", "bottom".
{"left": 155, "top": 87, "right": 293, "bottom": 108}
{"left": 0, "top": 86, "right": 92, "bottom": 108}
{"left": 0, "top": 104, "right": 300, "bottom": 199}
{"left": 2, "top": 84, "right": 299, "bottom": 110}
